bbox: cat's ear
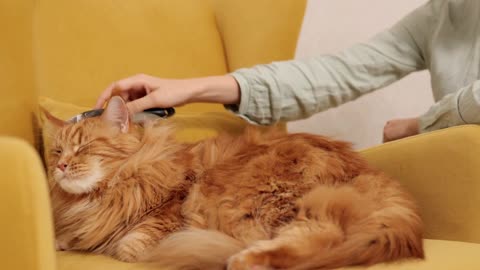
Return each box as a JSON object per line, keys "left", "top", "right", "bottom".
{"left": 41, "top": 107, "right": 66, "bottom": 128}
{"left": 101, "top": 96, "right": 130, "bottom": 133}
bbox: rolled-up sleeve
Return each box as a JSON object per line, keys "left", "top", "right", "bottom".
{"left": 419, "top": 80, "right": 480, "bottom": 132}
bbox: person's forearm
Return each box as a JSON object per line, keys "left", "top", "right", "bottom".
{"left": 218, "top": 2, "right": 431, "bottom": 125}
{"left": 188, "top": 75, "right": 240, "bottom": 105}
{"left": 228, "top": 32, "right": 425, "bottom": 125}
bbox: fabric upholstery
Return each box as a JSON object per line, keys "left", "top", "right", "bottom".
{"left": 34, "top": 0, "right": 227, "bottom": 112}
{"left": 0, "top": 1, "right": 306, "bottom": 269}
{"left": 361, "top": 125, "right": 480, "bottom": 244}
{"left": 0, "top": 137, "right": 56, "bottom": 270}
{"left": 0, "top": 0, "right": 36, "bottom": 144}
{"left": 213, "top": 0, "right": 307, "bottom": 71}
{"left": 33, "top": 0, "right": 305, "bottom": 112}
{"left": 55, "top": 239, "right": 480, "bottom": 270}
{"left": 2, "top": 0, "right": 480, "bottom": 269}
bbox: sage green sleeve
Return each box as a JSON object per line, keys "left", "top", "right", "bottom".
{"left": 419, "top": 81, "right": 480, "bottom": 132}
{"left": 227, "top": 1, "right": 433, "bottom": 125}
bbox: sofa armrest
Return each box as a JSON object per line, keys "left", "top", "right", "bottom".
{"left": 361, "top": 125, "right": 480, "bottom": 244}
{"left": 0, "top": 137, "right": 56, "bottom": 270}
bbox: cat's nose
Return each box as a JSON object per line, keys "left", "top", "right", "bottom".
{"left": 57, "top": 162, "right": 68, "bottom": 172}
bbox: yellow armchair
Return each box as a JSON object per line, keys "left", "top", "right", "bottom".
{"left": 1, "top": 0, "right": 479, "bottom": 270}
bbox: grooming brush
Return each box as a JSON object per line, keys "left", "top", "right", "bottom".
{"left": 68, "top": 107, "right": 175, "bottom": 124}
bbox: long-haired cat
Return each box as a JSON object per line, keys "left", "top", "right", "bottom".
{"left": 44, "top": 96, "right": 423, "bottom": 270}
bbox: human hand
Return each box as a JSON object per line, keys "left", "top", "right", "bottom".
{"left": 95, "top": 74, "right": 240, "bottom": 114}
{"left": 383, "top": 117, "right": 420, "bottom": 142}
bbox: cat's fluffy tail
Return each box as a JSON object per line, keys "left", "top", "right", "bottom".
{"left": 143, "top": 228, "right": 244, "bottom": 270}
{"left": 289, "top": 185, "right": 424, "bottom": 270}
{"left": 290, "top": 220, "right": 424, "bottom": 270}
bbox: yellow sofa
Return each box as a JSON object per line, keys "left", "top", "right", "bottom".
{"left": 1, "top": 0, "right": 480, "bottom": 269}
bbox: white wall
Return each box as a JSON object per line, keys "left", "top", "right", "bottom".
{"left": 288, "top": 0, "right": 433, "bottom": 150}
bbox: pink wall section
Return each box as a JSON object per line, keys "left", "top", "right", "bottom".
{"left": 289, "top": 0, "right": 433, "bottom": 149}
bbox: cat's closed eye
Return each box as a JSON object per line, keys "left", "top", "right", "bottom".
{"left": 76, "top": 141, "right": 94, "bottom": 154}
{"left": 52, "top": 147, "right": 62, "bottom": 155}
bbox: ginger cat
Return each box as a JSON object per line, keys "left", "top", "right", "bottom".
{"left": 44, "top": 96, "right": 423, "bottom": 270}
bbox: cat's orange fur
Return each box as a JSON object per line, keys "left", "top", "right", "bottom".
{"left": 44, "top": 97, "right": 423, "bottom": 270}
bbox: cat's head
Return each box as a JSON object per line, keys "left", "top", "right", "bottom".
{"left": 44, "top": 96, "right": 138, "bottom": 195}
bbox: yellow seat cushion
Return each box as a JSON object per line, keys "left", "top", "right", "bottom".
{"left": 57, "top": 239, "right": 480, "bottom": 270}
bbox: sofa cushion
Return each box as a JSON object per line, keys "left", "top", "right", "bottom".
{"left": 56, "top": 239, "right": 480, "bottom": 270}
{"left": 38, "top": 97, "right": 249, "bottom": 149}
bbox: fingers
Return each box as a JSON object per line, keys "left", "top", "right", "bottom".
{"left": 383, "top": 121, "right": 394, "bottom": 142}
{"left": 382, "top": 126, "right": 389, "bottom": 143}
{"left": 382, "top": 130, "right": 390, "bottom": 143}
{"left": 382, "top": 118, "right": 419, "bottom": 143}
{"left": 114, "top": 74, "right": 150, "bottom": 93}
{"left": 126, "top": 95, "right": 156, "bottom": 114}
{"left": 94, "top": 83, "right": 115, "bottom": 109}
{"left": 94, "top": 74, "right": 153, "bottom": 109}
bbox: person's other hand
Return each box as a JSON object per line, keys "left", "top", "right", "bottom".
{"left": 95, "top": 74, "right": 240, "bottom": 114}
{"left": 383, "top": 117, "right": 419, "bottom": 142}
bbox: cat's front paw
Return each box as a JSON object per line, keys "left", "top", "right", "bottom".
{"left": 227, "top": 249, "right": 273, "bottom": 270}
{"left": 114, "top": 249, "right": 140, "bottom": 263}
{"left": 114, "top": 242, "right": 144, "bottom": 263}
{"left": 55, "top": 240, "right": 69, "bottom": 251}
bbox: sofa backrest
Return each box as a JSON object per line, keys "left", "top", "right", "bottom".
{"left": 33, "top": 0, "right": 306, "bottom": 108}
{"left": 0, "top": 0, "right": 307, "bottom": 143}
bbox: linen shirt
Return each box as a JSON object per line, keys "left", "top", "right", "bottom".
{"left": 228, "top": 0, "right": 480, "bottom": 133}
